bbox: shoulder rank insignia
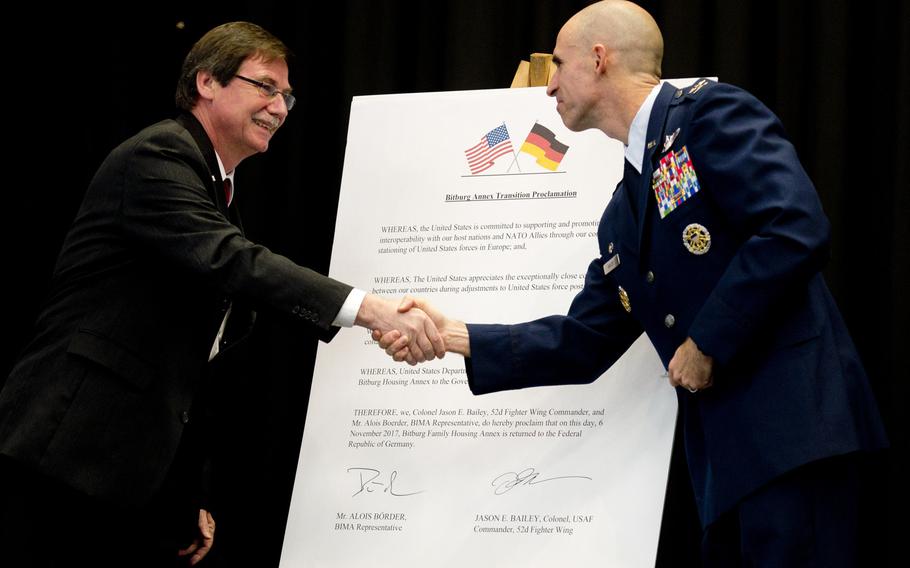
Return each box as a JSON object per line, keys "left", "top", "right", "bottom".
{"left": 651, "top": 145, "right": 701, "bottom": 218}
{"left": 682, "top": 223, "right": 711, "bottom": 254}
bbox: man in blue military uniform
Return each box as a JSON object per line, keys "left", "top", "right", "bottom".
{"left": 375, "top": 1, "right": 887, "bottom": 565}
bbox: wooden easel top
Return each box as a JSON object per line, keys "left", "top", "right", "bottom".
{"left": 511, "top": 53, "right": 556, "bottom": 88}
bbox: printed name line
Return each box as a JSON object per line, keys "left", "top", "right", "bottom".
{"left": 446, "top": 196, "right": 576, "bottom": 203}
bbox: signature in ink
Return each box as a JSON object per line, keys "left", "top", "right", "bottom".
{"left": 491, "top": 467, "right": 592, "bottom": 495}
{"left": 347, "top": 467, "right": 424, "bottom": 498}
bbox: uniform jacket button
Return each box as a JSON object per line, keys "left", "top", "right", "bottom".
{"left": 292, "top": 305, "right": 300, "bottom": 315}
{"left": 664, "top": 314, "right": 676, "bottom": 328}
{"left": 180, "top": 411, "right": 190, "bottom": 424}
{"left": 646, "top": 271, "right": 655, "bottom": 284}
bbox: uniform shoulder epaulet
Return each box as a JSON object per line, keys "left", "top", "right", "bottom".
{"left": 670, "top": 78, "right": 714, "bottom": 105}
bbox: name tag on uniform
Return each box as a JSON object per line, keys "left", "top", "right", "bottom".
{"left": 603, "top": 254, "right": 620, "bottom": 275}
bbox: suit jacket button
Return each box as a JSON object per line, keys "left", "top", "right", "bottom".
{"left": 646, "top": 271, "right": 655, "bottom": 284}
{"left": 180, "top": 411, "right": 190, "bottom": 424}
{"left": 664, "top": 314, "right": 676, "bottom": 328}
{"left": 292, "top": 305, "right": 300, "bottom": 315}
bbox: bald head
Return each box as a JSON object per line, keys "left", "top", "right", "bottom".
{"left": 547, "top": 0, "right": 664, "bottom": 141}
{"left": 566, "top": 0, "right": 663, "bottom": 79}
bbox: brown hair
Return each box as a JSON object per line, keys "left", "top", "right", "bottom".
{"left": 175, "top": 21, "right": 291, "bottom": 111}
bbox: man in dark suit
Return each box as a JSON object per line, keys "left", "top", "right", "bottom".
{"left": 0, "top": 21, "right": 443, "bottom": 567}
{"left": 376, "top": 1, "right": 888, "bottom": 565}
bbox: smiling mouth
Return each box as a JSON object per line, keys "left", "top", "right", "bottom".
{"left": 253, "top": 117, "right": 278, "bottom": 134}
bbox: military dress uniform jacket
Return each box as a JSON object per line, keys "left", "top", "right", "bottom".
{"left": 466, "top": 80, "right": 888, "bottom": 526}
{"left": 0, "top": 113, "right": 351, "bottom": 507}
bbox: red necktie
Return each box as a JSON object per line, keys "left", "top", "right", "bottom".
{"left": 223, "top": 178, "right": 233, "bottom": 207}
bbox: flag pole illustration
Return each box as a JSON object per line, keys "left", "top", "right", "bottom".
{"left": 520, "top": 122, "right": 569, "bottom": 171}
{"left": 464, "top": 123, "right": 517, "bottom": 175}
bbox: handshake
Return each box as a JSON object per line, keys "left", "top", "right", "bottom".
{"left": 358, "top": 294, "right": 713, "bottom": 393}
{"left": 356, "top": 295, "right": 469, "bottom": 364}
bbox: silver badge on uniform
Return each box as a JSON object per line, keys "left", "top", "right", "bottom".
{"left": 662, "top": 128, "right": 680, "bottom": 152}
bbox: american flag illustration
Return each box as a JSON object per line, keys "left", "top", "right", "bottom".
{"left": 464, "top": 124, "right": 514, "bottom": 174}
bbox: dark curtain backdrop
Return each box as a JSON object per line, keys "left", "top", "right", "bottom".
{"left": 5, "top": 1, "right": 907, "bottom": 566}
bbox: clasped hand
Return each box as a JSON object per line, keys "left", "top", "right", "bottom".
{"left": 372, "top": 296, "right": 462, "bottom": 365}
{"left": 357, "top": 294, "right": 445, "bottom": 363}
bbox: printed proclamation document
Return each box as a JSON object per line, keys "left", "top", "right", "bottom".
{"left": 280, "top": 86, "right": 683, "bottom": 567}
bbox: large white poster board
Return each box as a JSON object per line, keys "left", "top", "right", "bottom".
{"left": 281, "top": 86, "right": 679, "bottom": 567}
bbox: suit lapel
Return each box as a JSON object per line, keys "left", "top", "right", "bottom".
{"left": 175, "top": 113, "right": 232, "bottom": 219}
{"left": 636, "top": 83, "right": 676, "bottom": 252}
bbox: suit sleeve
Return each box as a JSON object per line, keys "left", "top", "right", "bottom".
{"left": 685, "top": 84, "right": 831, "bottom": 365}
{"left": 116, "top": 127, "right": 352, "bottom": 336}
{"left": 467, "top": 256, "right": 643, "bottom": 395}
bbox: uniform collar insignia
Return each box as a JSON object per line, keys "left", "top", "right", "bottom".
{"left": 688, "top": 79, "right": 709, "bottom": 95}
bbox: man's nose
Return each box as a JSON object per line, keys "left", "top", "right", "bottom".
{"left": 268, "top": 95, "right": 289, "bottom": 118}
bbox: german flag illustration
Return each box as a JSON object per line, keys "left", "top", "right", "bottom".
{"left": 520, "top": 123, "right": 569, "bottom": 171}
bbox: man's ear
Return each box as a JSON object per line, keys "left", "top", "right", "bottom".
{"left": 196, "top": 70, "right": 217, "bottom": 102}
{"left": 592, "top": 44, "right": 610, "bottom": 75}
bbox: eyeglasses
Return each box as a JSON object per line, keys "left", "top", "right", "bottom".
{"left": 233, "top": 75, "right": 296, "bottom": 111}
